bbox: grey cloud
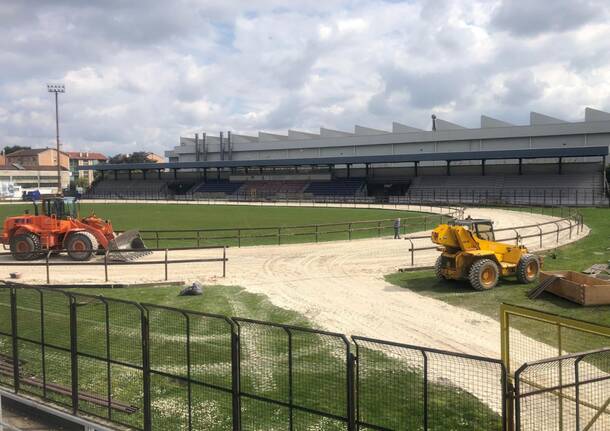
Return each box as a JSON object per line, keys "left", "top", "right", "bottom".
{"left": 498, "top": 71, "right": 546, "bottom": 106}
{"left": 491, "top": 0, "right": 609, "bottom": 36}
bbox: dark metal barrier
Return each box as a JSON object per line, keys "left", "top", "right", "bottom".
{"left": 395, "top": 188, "right": 608, "bottom": 207}
{"left": 0, "top": 286, "right": 510, "bottom": 431}
{"left": 0, "top": 246, "right": 228, "bottom": 284}
{"left": 81, "top": 186, "right": 608, "bottom": 207}
{"left": 514, "top": 348, "right": 610, "bottom": 431}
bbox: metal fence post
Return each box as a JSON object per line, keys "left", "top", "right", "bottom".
{"left": 10, "top": 288, "right": 19, "bottom": 392}
{"left": 554, "top": 222, "right": 560, "bottom": 243}
{"left": 69, "top": 296, "right": 79, "bottom": 414}
{"left": 347, "top": 350, "right": 356, "bottom": 431}
{"left": 45, "top": 251, "right": 51, "bottom": 284}
{"left": 231, "top": 323, "right": 241, "bottom": 431}
{"left": 164, "top": 249, "right": 168, "bottom": 281}
{"left": 155, "top": 231, "right": 160, "bottom": 249}
{"left": 197, "top": 230, "right": 201, "bottom": 248}
{"left": 377, "top": 221, "right": 381, "bottom": 237}
{"left": 237, "top": 229, "right": 241, "bottom": 248}
{"left": 574, "top": 357, "right": 582, "bottom": 431}
{"left": 223, "top": 246, "right": 226, "bottom": 278}
{"left": 141, "top": 309, "right": 152, "bottom": 431}
{"left": 278, "top": 227, "right": 281, "bottom": 245}
{"left": 315, "top": 224, "right": 319, "bottom": 243}
{"left": 104, "top": 250, "right": 109, "bottom": 282}
{"left": 422, "top": 350, "right": 429, "bottom": 431}
{"left": 348, "top": 223, "right": 352, "bottom": 241}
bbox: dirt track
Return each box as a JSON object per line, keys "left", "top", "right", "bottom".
{"left": 0, "top": 206, "right": 587, "bottom": 363}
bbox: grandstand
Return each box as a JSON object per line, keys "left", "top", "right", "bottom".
{"left": 81, "top": 108, "right": 610, "bottom": 206}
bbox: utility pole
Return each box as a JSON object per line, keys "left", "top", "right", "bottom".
{"left": 47, "top": 83, "right": 65, "bottom": 195}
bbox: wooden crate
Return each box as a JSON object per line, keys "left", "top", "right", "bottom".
{"left": 540, "top": 271, "right": 610, "bottom": 306}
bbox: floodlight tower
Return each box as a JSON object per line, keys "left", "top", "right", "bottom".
{"left": 47, "top": 83, "right": 65, "bottom": 195}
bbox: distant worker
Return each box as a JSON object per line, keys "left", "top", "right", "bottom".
{"left": 394, "top": 218, "right": 401, "bottom": 239}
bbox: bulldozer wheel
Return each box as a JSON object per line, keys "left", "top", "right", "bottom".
{"left": 434, "top": 256, "right": 446, "bottom": 280}
{"left": 516, "top": 254, "right": 540, "bottom": 284}
{"left": 66, "top": 232, "right": 98, "bottom": 261}
{"left": 10, "top": 232, "right": 41, "bottom": 261}
{"left": 469, "top": 259, "right": 499, "bottom": 291}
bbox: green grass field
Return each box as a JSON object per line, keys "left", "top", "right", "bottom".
{"left": 0, "top": 203, "right": 440, "bottom": 248}
{"left": 0, "top": 285, "right": 502, "bottom": 430}
{"left": 385, "top": 207, "right": 610, "bottom": 354}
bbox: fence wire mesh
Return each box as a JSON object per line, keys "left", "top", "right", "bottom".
{"left": 353, "top": 337, "right": 506, "bottom": 431}
{"left": 515, "top": 349, "right": 610, "bottom": 431}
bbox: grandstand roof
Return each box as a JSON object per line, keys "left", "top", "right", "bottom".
{"left": 79, "top": 146, "right": 608, "bottom": 172}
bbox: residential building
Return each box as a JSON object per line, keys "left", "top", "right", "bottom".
{"left": 6, "top": 148, "right": 70, "bottom": 170}
{"left": 145, "top": 152, "right": 164, "bottom": 163}
{"left": 68, "top": 151, "right": 107, "bottom": 186}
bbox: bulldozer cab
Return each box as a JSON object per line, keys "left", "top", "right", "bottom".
{"left": 40, "top": 197, "right": 78, "bottom": 220}
{"left": 449, "top": 218, "right": 495, "bottom": 241}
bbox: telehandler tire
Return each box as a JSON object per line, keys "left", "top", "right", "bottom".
{"left": 66, "top": 232, "right": 98, "bottom": 261}
{"left": 10, "top": 232, "right": 41, "bottom": 261}
{"left": 434, "top": 256, "right": 446, "bottom": 280}
{"left": 516, "top": 254, "right": 540, "bottom": 284}
{"left": 469, "top": 259, "right": 499, "bottom": 290}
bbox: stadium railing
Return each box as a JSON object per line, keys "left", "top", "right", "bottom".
{"left": 0, "top": 245, "right": 228, "bottom": 284}
{"left": 401, "top": 212, "right": 583, "bottom": 267}
{"left": 81, "top": 185, "right": 609, "bottom": 207}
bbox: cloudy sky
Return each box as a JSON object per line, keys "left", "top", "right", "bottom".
{"left": 1, "top": 0, "right": 610, "bottom": 156}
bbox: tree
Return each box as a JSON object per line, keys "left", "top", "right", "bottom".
{"left": 108, "top": 152, "right": 156, "bottom": 164}
{"left": 3, "top": 145, "right": 31, "bottom": 155}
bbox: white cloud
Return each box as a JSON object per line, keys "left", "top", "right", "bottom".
{"left": 0, "top": 0, "right": 609, "bottom": 155}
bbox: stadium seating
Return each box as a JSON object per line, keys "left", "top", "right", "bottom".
{"left": 236, "top": 181, "right": 308, "bottom": 197}
{"left": 304, "top": 179, "right": 366, "bottom": 196}
{"left": 191, "top": 180, "right": 243, "bottom": 196}
{"left": 91, "top": 180, "right": 168, "bottom": 198}
{"left": 405, "top": 173, "right": 606, "bottom": 206}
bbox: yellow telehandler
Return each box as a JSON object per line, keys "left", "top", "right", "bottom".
{"left": 431, "top": 218, "right": 541, "bottom": 290}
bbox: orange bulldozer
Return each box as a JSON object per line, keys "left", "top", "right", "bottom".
{"left": 1, "top": 196, "right": 150, "bottom": 261}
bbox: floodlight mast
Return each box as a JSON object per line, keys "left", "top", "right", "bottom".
{"left": 47, "top": 83, "right": 65, "bottom": 195}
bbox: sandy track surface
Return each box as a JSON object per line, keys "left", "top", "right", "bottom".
{"left": 1, "top": 207, "right": 586, "bottom": 361}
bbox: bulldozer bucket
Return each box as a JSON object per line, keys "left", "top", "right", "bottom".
{"left": 108, "top": 229, "right": 152, "bottom": 262}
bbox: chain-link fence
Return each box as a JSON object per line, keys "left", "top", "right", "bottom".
{"left": 0, "top": 286, "right": 511, "bottom": 430}
{"left": 514, "top": 348, "right": 610, "bottom": 431}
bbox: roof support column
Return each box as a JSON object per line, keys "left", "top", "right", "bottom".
{"left": 518, "top": 158, "right": 523, "bottom": 175}
{"left": 603, "top": 156, "right": 607, "bottom": 195}
{"left": 114, "top": 170, "right": 118, "bottom": 180}
{"left": 414, "top": 161, "right": 419, "bottom": 177}
{"left": 365, "top": 163, "right": 369, "bottom": 178}
{"left": 481, "top": 159, "right": 486, "bottom": 176}
{"left": 346, "top": 164, "right": 351, "bottom": 179}
{"left": 157, "top": 169, "right": 162, "bottom": 180}
{"left": 217, "top": 168, "right": 221, "bottom": 180}
{"left": 128, "top": 170, "right": 132, "bottom": 181}
{"left": 558, "top": 157, "right": 563, "bottom": 175}
{"left": 203, "top": 168, "right": 207, "bottom": 182}
{"left": 446, "top": 160, "right": 451, "bottom": 176}
{"left": 100, "top": 170, "right": 105, "bottom": 180}
{"left": 173, "top": 168, "right": 178, "bottom": 180}
{"left": 259, "top": 167, "right": 263, "bottom": 175}
{"left": 142, "top": 169, "right": 147, "bottom": 180}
